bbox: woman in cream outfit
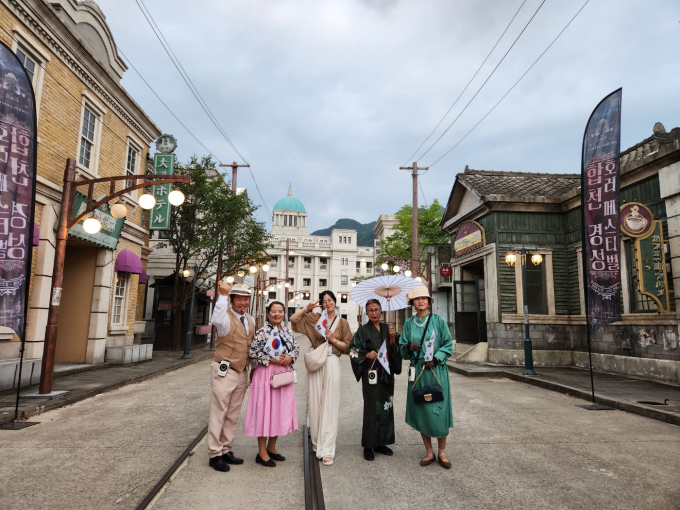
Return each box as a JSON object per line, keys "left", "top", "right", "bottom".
{"left": 290, "top": 290, "right": 352, "bottom": 465}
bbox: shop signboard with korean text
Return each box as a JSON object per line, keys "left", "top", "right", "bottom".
{"left": 0, "top": 42, "right": 37, "bottom": 341}
{"left": 581, "top": 88, "right": 622, "bottom": 334}
{"left": 453, "top": 221, "right": 485, "bottom": 257}
{"left": 69, "top": 193, "right": 124, "bottom": 249}
{"left": 150, "top": 152, "right": 174, "bottom": 230}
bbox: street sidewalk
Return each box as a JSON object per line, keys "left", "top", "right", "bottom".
{"left": 447, "top": 360, "right": 680, "bottom": 426}
{"left": 0, "top": 347, "right": 214, "bottom": 426}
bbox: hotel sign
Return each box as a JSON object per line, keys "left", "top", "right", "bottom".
{"left": 453, "top": 221, "right": 485, "bottom": 257}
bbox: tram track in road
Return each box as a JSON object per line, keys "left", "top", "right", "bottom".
{"left": 135, "top": 425, "right": 208, "bottom": 510}
{"left": 134, "top": 423, "right": 324, "bottom": 510}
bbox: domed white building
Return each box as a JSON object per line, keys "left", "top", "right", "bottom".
{"left": 265, "top": 187, "right": 374, "bottom": 330}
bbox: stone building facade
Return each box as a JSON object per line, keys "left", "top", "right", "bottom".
{"left": 264, "top": 186, "right": 373, "bottom": 330}
{"left": 0, "top": 0, "right": 161, "bottom": 390}
{"left": 440, "top": 124, "right": 680, "bottom": 383}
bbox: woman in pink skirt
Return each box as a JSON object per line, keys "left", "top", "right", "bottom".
{"left": 244, "top": 301, "right": 299, "bottom": 467}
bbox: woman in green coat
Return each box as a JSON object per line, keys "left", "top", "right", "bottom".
{"left": 399, "top": 286, "right": 453, "bottom": 469}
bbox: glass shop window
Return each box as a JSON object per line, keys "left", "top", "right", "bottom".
{"left": 525, "top": 262, "right": 547, "bottom": 314}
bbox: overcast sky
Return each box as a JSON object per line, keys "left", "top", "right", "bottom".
{"left": 99, "top": 0, "right": 680, "bottom": 232}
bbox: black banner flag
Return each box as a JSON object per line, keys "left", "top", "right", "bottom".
{"left": 0, "top": 42, "right": 37, "bottom": 341}
{"left": 581, "top": 89, "right": 622, "bottom": 334}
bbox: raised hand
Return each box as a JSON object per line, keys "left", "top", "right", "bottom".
{"left": 305, "top": 300, "right": 320, "bottom": 313}
{"left": 218, "top": 280, "right": 232, "bottom": 296}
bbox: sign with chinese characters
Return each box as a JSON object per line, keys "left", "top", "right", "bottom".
{"left": 620, "top": 202, "right": 654, "bottom": 238}
{"left": 0, "top": 42, "right": 37, "bottom": 341}
{"left": 453, "top": 221, "right": 485, "bottom": 257}
{"left": 68, "top": 193, "right": 124, "bottom": 249}
{"left": 635, "top": 220, "right": 670, "bottom": 312}
{"left": 581, "top": 88, "right": 622, "bottom": 334}
{"left": 150, "top": 152, "right": 174, "bottom": 230}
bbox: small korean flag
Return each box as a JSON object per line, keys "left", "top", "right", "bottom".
{"left": 264, "top": 327, "right": 283, "bottom": 359}
{"left": 315, "top": 309, "right": 329, "bottom": 339}
{"left": 423, "top": 330, "right": 436, "bottom": 362}
{"left": 377, "top": 340, "right": 390, "bottom": 375}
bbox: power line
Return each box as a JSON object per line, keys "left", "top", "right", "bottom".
{"left": 134, "top": 0, "right": 275, "bottom": 225}
{"left": 116, "top": 47, "right": 223, "bottom": 163}
{"left": 402, "top": 0, "right": 528, "bottom": 166}
{"left": 414, "top": 0, "right": 547, "bottom": 162}
{"left": 428, "top": 0, "right": 592, "bottom": 167}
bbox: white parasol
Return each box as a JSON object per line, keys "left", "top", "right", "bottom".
{"left": 349, "top": 275, "right": 422, "bottom": 312}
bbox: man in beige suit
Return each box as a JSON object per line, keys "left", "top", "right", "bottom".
{"left": 207, "top": 281, "right": 255, "bottom": 472}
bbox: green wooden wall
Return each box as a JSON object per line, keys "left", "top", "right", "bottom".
{"left": 453, "top": 175, "right": 668, "bottom": 316}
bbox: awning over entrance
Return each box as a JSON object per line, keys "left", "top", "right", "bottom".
{"left": 115, "top": 250, "right": 144, "bottom": 274}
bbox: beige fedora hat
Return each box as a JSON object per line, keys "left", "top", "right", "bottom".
{"left": 407, "top": 285, "right": 433, "bottom": 305}
{"left": 230, "top": 283, "right": 251, "bottom": 297}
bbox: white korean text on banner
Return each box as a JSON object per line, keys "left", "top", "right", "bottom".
{"left": 0, "top": 42, "right": 37, "bottom": 341}
{"left": 581, "top": 89, "right": 622, "bottom": 334}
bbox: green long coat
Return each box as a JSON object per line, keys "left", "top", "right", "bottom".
{"left": 350, "top": 322, "right": 402, "bottom": 448}
{"left": 399, "top": 313, "right": 453, "bottom": 438}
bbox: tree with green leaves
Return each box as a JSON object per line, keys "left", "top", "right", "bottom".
{"left": 158, "top": 155, "right": 270, "bottom": 350}
{"left": 377, "top": 199, "right": 449, "bottom": 274}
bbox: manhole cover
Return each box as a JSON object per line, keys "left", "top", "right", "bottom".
{"left": 636, "top": 399, "right": 669, "bottom": 406}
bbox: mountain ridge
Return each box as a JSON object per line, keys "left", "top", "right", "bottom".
{"left": 311, "top": 218, "right": 376, "bottom": 247}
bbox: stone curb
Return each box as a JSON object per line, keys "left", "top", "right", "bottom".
{"left": 447, "top": 361, "right": 680, "bottom": 427}
{"left": 1, "top": 350, "right": 214, "bottom": 426}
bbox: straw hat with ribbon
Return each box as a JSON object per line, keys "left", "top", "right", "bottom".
{"left": 229, "top": 283, "right": 251, "bottom": 297}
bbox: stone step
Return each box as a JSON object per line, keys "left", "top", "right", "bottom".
{"left": 0, "top": 357, "right": 42, "bottom": 391}
{"left": 105, "top": 344, "right": 153, "bottom": 365}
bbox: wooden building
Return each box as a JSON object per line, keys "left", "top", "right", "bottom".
{"left": 440, "top": 123, "right": 680, "bottom": 383}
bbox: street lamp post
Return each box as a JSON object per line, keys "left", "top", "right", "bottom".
{"left": 38, "top": 158, "right": 189, "bottom": 395}
{"left": 182, "top": 265, "right": 201, "bottom": 360}
{"left": 505, "top": 247, "right": 542, "bottom": 376}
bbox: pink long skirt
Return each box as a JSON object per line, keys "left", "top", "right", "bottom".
{"left": 243, "top": 363, "right": 298, "bottom": 438}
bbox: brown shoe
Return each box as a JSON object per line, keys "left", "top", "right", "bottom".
{"left": 438, "top": 454, "right": 451, "bottom": 469}
{"left": 420, "top": 454, "right": 435, "bottom": 466}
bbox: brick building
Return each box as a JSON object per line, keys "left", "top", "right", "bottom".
{"left": 440, "top": 123, "right": 680, "bottom": 383}
{"left": 0, "top": 0, "right": 161, "bottom": 390}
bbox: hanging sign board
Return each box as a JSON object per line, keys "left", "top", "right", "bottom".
{"left": 69, "top": 193, "right": 124, "bottom": 249}
{"left": 439, "top": 265, "right": 452, "bottom": 277}
{"left": 453, "top": 221, "right": 485, "bottom": 257}
{"left": 620, "top": 203, "right": 654, "bottom": 238}
{"left": 0, "top": 42, "right": 37, "bottom": 341}
{"left": 150, "top": 153, "right": 173, "bottom": 230}
{"left": 635, "top": 220, "right": 670, "bottom": 312}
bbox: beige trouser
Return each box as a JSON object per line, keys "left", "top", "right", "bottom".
{"left": 308, "top": 355, "right": 341, "bottom": 460}
{"left": 208, "top": 362, "right": 248, "bottom": 458}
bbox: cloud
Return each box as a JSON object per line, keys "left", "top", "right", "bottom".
{"left": 100, "top": 0, "right": 680, "bottom": 231}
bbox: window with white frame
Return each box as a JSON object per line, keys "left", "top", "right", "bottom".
{"left": 12, "top": 30, "right": 49, "bottom": 119}
{"left": 79, "top": 106, "right": 97, "bottom": 169}
{"left": 112, "top": 271, "right": 129, "bottom": 325}
{"left": 15, "top": 46, "right": 36, "bottom": 84}
{"left": 341, "top": 275, "right": 348, "bottom": 286}
{"left": 125, "top": 142, "right": 140, "bottom": 191}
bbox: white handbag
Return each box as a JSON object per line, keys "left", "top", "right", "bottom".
{"left": 304, "top": 341, "right": 328, "bottom": 373}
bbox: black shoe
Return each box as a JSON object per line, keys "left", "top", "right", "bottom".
{"left": 267, "top": 451, "right": 285, "bottom": 461}
{"left": 374, "top": 445, "right": 393, "bottom": 456}
{"left": 209, "top": 456, "right": 231, "bottom": 472}
{"left": 256, "top": 453, "right": 276, "bottom": 467}
{"left": 364, "top": 448, "right": 374, "bottom": 461}
{"left": 222, "top": 452, "right": 244, "bottom": 465}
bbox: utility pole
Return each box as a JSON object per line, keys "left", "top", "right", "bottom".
{"left": 426, "top": 250, "right": 433, "bottom": 302}
{"left": 212, "top": 161, "right": 251, "bottom": 343}
{"left": 399, "top": 162, "right": 428, "bottom": 277}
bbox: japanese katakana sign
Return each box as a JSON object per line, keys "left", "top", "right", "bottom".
{"left": 635, "top": 220, "right": 670, "bottom": 312}
{"left": 581, "top": 88, "right": 622, "bottom": 334}
{"left": 150, "top": 152, "right": 174, "bottom": 230}
{"left": 0, "top": 42, "right": 37, "bottom": 341}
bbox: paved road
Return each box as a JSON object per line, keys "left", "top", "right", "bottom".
{"left": 325, "top": 352, "right": 680, "bottom": 510}
{"left": 0, "top": 359, "right": 211, "bottom": 510}
{"left": 2, "top": 336, "right": 679, "bottom": 510}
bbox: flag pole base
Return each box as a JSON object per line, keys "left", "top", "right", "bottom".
{"left": 0, "top": 421, "right": 40, "bottom": 430}
{"left": 576, "top": 404, "right": 614, "bottom": 411}
{"left": 23, "top": 390, "right": 69, "bottom": 398}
